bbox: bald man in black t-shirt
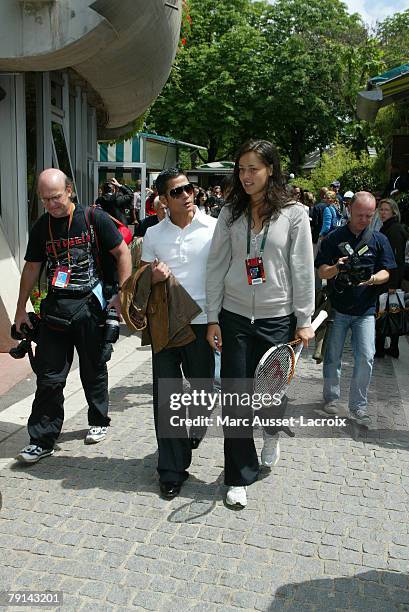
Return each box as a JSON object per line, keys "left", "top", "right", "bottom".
{"left": 14, "top": 169, "right": 131, "bottom": 464}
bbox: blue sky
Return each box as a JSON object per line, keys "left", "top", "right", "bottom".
{"left": 344, "top": 0, "right": 408, "bottom": 25}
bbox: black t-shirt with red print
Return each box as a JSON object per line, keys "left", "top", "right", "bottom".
{"left": 25, "top": 204, "right": 122, "bottom": 295}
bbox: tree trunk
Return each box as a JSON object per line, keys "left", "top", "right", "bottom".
{"left": 289, "top": 131, "right": 305, "bottom": 176}
{"left": 207, "top": 137, "right": 218, "bottom": 163}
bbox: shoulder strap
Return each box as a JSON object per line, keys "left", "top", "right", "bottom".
{"left": 37, "top": 213, "right": 50, "bottom": 293}
{"left": 85, "top": 205, "right": 102, "bottom": 277}
{"left": 354, "top": 225, "right": 373, "bottom": 254}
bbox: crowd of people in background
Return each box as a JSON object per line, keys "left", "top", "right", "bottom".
{"left": 95, "top": 171, "right": 409, "bottom": 353}
{"left": 13, "top": 150, "right": 409, "bottom": 510}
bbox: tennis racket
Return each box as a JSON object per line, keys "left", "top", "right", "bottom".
{"left": 253, "top": 310, "right": 328, "bottom": 407}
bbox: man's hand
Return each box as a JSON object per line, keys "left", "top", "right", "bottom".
{"left": 107, "top": 294, "right": 122, "bottom": 319}
{"left": 206, "top": 323, "right": 222, "bottom": 352}
{"left": 110, "top": 177, "right": 121, "bottom": 188}
{"left": 319, "top": 256, "right": 349, "bottom": 280}
{"left": 14, "top": 308, "right": 32, "bottom": 334}
{"left": 151, "top": 259, "right": 170, "bottom": 285}
{"left": 295, "top": 326, "right": 315, "bottom": 348}
{"left": 336, "top": 256, "right": 349, "bottom": 270}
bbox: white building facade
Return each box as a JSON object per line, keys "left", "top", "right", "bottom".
{"left": 0, "top": 0, "right": 181, "bottom": 349}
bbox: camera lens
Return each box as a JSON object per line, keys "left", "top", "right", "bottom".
{"left": 9, "top": 339, "right": 30, "bottom": 359}
{"left": 104, "top": 308, "right": 120, "bottom": 344}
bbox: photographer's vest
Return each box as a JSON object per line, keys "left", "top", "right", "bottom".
{"left": 45, "top": 205, "right": 101, "bottom": 296}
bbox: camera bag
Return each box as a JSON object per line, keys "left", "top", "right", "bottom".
{"left": 40, "top": 292, "right": 91, "bottom": 330}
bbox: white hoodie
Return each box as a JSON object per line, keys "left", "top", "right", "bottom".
{"left": 206, "top": 202, "right": 315, "bottom": 327}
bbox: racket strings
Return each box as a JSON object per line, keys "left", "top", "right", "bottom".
{"left": 254, "top": 344, "right": 296, "bottom": 399}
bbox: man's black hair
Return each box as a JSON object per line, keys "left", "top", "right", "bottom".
{"left": 155, "top": 167, "right": 185, "bottom": 196}
{"left": 102, "top": 181, "right": 113, "bottom": 196}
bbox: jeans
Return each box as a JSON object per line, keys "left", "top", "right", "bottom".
{"left": 323, "top": 310, "right": 375, "bottom": 413}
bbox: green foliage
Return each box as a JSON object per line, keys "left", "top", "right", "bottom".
{"left": 304, "top": 144, "right": 361, "bottom": 194}
{"left": 293, "top": 144, "right": 378, "bottom": 196}
{"left": 147, "top": 0, "right": 264, "bottom": 161}
{"left": 145, "top": 0, "right": 407, "bottom": 179}
{"left": 177, "top": 149, "right": 195, "bottom": 170}
{"left": 338, "top": 165, "right": 378, "bottom": 193}
{"left": 289, "top": 177, "right": 315, "bottom": 193}
{"left": 240, "top": 0, "right": 384, "bottom": 169}
{"left": 30, "top": 290, "right": 47, "bottom": 314}
{"left": 376, "top": 9, "right": 409, "bottom": 69}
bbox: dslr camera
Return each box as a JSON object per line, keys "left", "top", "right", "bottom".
{"left": 9, "top": 312, "right": 40, "bottom": 360}
{"left": 334, "top": 241, "right": 372, "bottom": 290}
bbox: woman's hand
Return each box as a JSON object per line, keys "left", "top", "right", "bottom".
{"left": 295, "top": 326, "right": 315, "bottom": 348}
{"left": 206, "top": 323, "right": 222, "bottom": 352}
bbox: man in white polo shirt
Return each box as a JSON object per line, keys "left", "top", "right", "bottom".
{"left": 141, "top": 168, "right": 217, "bottom": 499}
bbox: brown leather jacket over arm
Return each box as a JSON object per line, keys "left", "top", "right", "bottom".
{"left": 120, "top": 264, "right": 202, "bottom": 353}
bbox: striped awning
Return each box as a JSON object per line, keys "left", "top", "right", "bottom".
{"left": 98, "top": 133, "right": 207, "bottom": 167}
{"left": 98, "top": 139, "right": 140, "bottom": 163}
{"left": 357, "top": 63, "right": 409, "bottom": 122}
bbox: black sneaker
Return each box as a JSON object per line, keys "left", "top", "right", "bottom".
{"left": 16, "top": 444, "right": 54, "bottom": 464}
{"left": 351, "top": 410, "right": 371, "bottom": 426}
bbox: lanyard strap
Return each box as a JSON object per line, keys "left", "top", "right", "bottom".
{"left": 48, "top": 203, "right": 75, "bottom": 267}
{"left": 247, "top": 208, "right": 270, "bottom": 257}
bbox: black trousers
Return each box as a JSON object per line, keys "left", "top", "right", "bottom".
{"left": 152, "top": 324, "right": 214, "bottom": 483}
{"left": 220, "top": 308, "right": 296, "bottom": 486}
{"left": 28, "top": 296, "right": 110, "bottom": 449}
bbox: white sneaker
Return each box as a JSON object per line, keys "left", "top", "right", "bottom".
{"left": 85, "top": 426, "right": 107, "bottom": 444}
{"left": 261, "top": 432, "right": 280, "bottom": 468}
{"left": 15, "top": 444, "right": 54, "bottom": 464}
{"left": 226, "top": 486, "right": 247, "bottom": 508}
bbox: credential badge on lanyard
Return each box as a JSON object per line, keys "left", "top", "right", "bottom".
{"left": 49, "top": 203, "right": 75, "bottom": 289}
{"left": 245, "top": 210, "right": 269, "bottom": 285}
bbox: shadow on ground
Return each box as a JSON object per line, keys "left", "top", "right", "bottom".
{"left": 268, "top": 570, "right": 409, "bottom": 611}
{"left": 8, "top": 451, "right": 224, "bottom": 509}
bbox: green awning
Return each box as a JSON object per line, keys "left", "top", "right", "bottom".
{"left": 357, "top": 62, "right": 409, "bottom": 122}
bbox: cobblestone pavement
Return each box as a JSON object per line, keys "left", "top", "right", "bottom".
{"left": 1, "top": 335, "right": 409, "bottom": 611}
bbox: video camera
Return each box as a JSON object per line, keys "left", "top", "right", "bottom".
{"left": 9, "top": 312, "right": 40, "bottom": 361}
{"left": 334, "top": 241, "right": 372, "bottom": 290}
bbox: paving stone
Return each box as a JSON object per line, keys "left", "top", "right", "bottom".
{"left": 1, "top": 338, "right": 408, "bottom": 611}
{"left": 230, "top": 590, "right": 258, "bottom": 608}
{"left": 132, "top": 591, "right": 166, "bottom": 610}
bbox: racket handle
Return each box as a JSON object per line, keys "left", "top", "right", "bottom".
{"left": 311, "top": 310, "right": 328, "bottom": 332}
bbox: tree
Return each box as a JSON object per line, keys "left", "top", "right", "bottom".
{"left": 293, "top": 143, "right": 371, "bottom": 195}
{"left": 376, "top": 9, "right": 409, "bottom": 69}
{"left": 146, "top": 0, "right": 396, "bottom": 171}
{"left": 146, "top": 0, "right": 267, "bottom": 162}
{"left": 253, "top": 0, "right": 383, "bottom": 172}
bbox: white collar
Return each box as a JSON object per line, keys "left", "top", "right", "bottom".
{"left": 165, "top": 206, "right": 210, "bottom": 228}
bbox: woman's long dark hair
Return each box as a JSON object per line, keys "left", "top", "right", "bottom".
{"left": 195, "top": 189, "right": 209, "bottom": 213}
{"left": 228, "top": 139, "right": 289, "bottom": 227}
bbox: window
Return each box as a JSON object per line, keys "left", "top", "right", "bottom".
{"left": 51, "top": 121, "right": 77, "bottom": 194}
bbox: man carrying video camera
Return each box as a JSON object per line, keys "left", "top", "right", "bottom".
{"left": 13, "top": 169, "right": 131, "bottom": 463}
{"left": 315, "top": 192, "right": 396, "bottom": 425}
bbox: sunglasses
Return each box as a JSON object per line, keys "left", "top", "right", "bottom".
{"left": 169, "top": 183, "right": 194, "bottom": 199}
